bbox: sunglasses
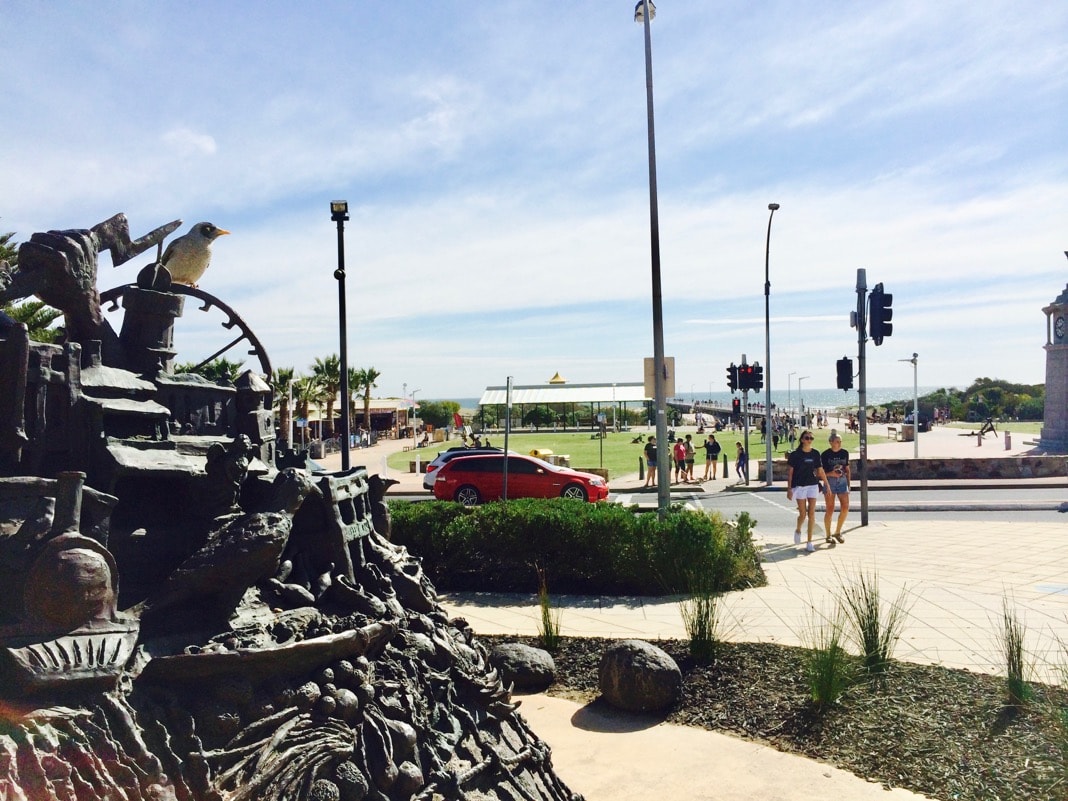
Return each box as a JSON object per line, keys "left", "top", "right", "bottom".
{"left": 801, "top": 436, "right": 813, "bottom": 441}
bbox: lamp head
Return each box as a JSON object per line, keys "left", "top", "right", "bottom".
{"left": 768, "top": 203, "right": 780, "bottom": 211}
{"left": 634, "top": 1, "right": 655, "bottom": 22}
{"left": 330, "top": 200, "right": 349, "bottom": 223}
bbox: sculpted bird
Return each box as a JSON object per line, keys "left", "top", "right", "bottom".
{"left": 160, "top": 221, "right": 230, "bottom": 286}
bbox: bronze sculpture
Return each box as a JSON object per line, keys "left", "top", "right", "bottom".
{"left": 0, "top": 215, "right": 580, "bottom": 801}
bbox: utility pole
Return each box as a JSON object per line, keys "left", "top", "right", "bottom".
{"left": 741, "top": 353, "right": 750, "bottom": 485}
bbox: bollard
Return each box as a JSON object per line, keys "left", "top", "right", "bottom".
{"left": 1005, "top": 430, "right": 1011, "bottom": 450}
{"left": 638, "top": 456, "right": 645, "bottom": 482}
{"left": 976, "top": 432, "right": 982, "bottom": 447}
{"left": 722, "top": 452, "right": 729, "bottom": 478}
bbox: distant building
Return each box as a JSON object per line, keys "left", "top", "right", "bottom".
{"left": 477, "top": 380, "right": 649, "bottom": 430}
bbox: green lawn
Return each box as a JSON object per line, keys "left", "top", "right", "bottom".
{"left": 945, "top": 420, "right": 1042, "bottom": 435}
{"left": 387, "top": 426, "right": 874, "bottom": 480}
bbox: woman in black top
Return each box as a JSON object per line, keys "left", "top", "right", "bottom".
{"left": 643, "top": 436, "right": 657, "bottom": 488}
{"left": 822, "top": 431, "right": 850, "bottom": 543}
{"left": 786, "top": 430, "right": 827, "bottom": 553}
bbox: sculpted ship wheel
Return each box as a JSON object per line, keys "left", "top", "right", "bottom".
{"left": 100, "top": 282, "right": 274, "bottom": 380}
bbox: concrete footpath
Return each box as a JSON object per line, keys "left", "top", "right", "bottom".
{"left": 317, "top": 426, "right": 1067, "bottom": 801}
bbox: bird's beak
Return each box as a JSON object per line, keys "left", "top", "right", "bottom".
{"left": 215, "top": 228, "right": 231, "bottom": 238}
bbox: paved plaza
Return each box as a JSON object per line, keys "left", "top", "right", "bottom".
{"left": 319, "top": 423, "right": 1067, "bottom": 801}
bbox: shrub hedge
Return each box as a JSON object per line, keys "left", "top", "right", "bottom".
{"left": 388, "top": 499, "right": 765, "bottom": 595}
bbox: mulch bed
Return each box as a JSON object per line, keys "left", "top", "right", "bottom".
{"left": 483, "top": 635, "right": 1068, "bottom": 801}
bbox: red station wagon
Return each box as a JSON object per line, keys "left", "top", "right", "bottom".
{"left": 432, "top": 453, "right": 609, "bottom": 505}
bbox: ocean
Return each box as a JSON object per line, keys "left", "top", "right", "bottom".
{"left": 441, "top": 386, "right": 940, "bottom": 414}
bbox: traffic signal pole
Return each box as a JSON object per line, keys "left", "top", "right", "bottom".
{"left": 740, "top": 354, "right": 750, "bottom": 485}
{"left": 856, "top": 268, "right": 869, "bottom": 526}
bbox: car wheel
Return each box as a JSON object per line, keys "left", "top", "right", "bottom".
{"left": 454, "top": 485, "right": 482, "bottom": 506}
{"left": 560, "top": 483, "right": 588, "bottom": 502}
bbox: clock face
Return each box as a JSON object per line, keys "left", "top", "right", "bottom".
{"left": 1057, "top": 315, "right": 1066, "bottom": 340}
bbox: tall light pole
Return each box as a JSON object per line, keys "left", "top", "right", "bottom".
{"left": 788, "top": 371, "right": 796, "bottom": 415}
{"left": 899, "top": 353, "right": 919, "bottom": 458}
{"left": 330, "top": 200, "right": 351, "bottom": 471}
{"left": 763, "top": 202, "right": 780, "bottom": 484}
{"left": 635, "top": 0, "right": 669, "bottom": 516}
{"left": 798, "top": 376, "right": 809, "bottom": 424}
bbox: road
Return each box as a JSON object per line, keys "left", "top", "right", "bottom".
{"left": 388, "top": 485, "right": 1067, "bottom": 522}
{"left": 682, "top": 486, "right": 1068, "bottom": 525}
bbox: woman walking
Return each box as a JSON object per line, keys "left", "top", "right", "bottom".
{"left": 786, "top": 430, "right": 828, "bottom": 553}
{"left": 822, "top": 431, "right": 850, "bottom": 542}
{"left": 734, "top": 441, "right": 748, "bottom": 484}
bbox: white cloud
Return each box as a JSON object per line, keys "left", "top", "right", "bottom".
{"left": 161, "top": 127, "right": 218, "bottom": 157}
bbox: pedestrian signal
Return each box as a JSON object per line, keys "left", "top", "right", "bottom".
{"left": 869, "top": 283, "right": 894, "bottom": 345}
{"left": 836, "top": 357, "right": 854, "bottom": 390}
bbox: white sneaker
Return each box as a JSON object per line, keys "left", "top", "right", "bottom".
{"left": 805, "top": 541, "right": 815, "bottom": 553}
{"left": 793, "top": 531, "right": 801, "bottom": 545}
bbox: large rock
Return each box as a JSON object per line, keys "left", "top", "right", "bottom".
{"left": 598, "top": 639, "right": 681, "bottom": 713}
{"left": 490, "top": 642, "right": 556, "bottom": 692}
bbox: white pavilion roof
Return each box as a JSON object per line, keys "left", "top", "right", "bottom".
{"left": 478, "top": 382, "right": 649, "bottom": 406}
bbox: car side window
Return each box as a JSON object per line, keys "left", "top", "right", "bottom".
{"left": 508, "top": 457, "right": 540, "bottom": 474}
{"left": 478, "top": 456, "right": 503, "bottom": 473}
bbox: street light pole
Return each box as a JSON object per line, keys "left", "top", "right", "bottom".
{"left": 899, "top": 353, "right": 919, "bottom": 458}
{"left": 411, "top": 388, "right": 422, "bottom": 471}
{"left": 798, "top": 376, "right": 809, "bottom": 425}
{"left": 763, "top": 202, "right": 779, "bottom": 485}
{"left": 635, "top": 0, "right": 669, "bottom": 517}
{"left": 330, "top": 200, "right": 351, "bottom": 471}
{"left": 788, "top": 371, "right": 796, "bottom": 416}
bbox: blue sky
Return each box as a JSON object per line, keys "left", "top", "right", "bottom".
{"left": 3, "top": 1, "right": 1066, "bottom": 399}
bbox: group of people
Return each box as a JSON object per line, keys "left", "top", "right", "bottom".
{"left": 786, "top": 429, "right": 851, "bottom": 553}
{"left": 639, "top": 427, "right": 853, "bottom": 554}
{"left": 641, "top": 432, "right": 732, "bottom": 486}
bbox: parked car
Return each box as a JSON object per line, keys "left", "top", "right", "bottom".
{"left": 431, "top": 453, "right": 609, "bottom": 505}
{"left": 422, "top": 446, "right": 504, "bottom": 490}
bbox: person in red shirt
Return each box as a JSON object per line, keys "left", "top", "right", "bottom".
{"left": 673, "top": 438, "right": 688, "bottom": 483}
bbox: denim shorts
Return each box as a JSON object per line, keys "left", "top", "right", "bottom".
{"left": 826, "top": 476, "right": 849, "bottom": 495}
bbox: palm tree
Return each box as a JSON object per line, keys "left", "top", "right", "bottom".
{"left": 271, "top": 367, "right": 296, "bottom": 447}
{"left": 311, "top": 354, "right": 341, "bottom": 439}
{"left": 353, "top": 367, "right": 381, "bottom": 430}
{"left": 347, "top": 366, "right": 361, "bottom": 426}
{"left": 2, "top": 299, "right": 64, "bottom": 343}
{"left": 174, "top": 357, "right": 244, "bottom": 384}
{"left": 292, "top": 375, "right": 321, "bottom": 447}
{"left": 0, "top": 229, "right": 16, "bottom": 264}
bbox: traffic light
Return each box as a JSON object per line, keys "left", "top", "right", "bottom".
{"left": 836, "top": 357, "right": 854, "bottom": 390}
{"left": 727, "top": 363, "right": 738, "bottom": 392}
{"left": 751, "top": 363, "right": 764, "bottom": 392}
{"left": 737, "top": 363, "right": 754, "bottom": 391}
{"left": 731, "top": 397, "right": 741, "bottom": 417}
{"left": 869, "top": 282, "right": 893, "bottom": 345}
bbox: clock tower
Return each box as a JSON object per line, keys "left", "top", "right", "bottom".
{"left": 1039, "top": 273, "right": 1068, "bottom": 453}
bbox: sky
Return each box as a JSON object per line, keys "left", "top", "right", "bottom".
{"left": 3, "top": 1, "right": 1066, "bottom": 401}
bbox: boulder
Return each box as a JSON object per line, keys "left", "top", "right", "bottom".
{"left": 489, "top": 642, "right": 556, "bottom": 692}
{"left": 598, "top": 639, "right": 681, "bottom": 713}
